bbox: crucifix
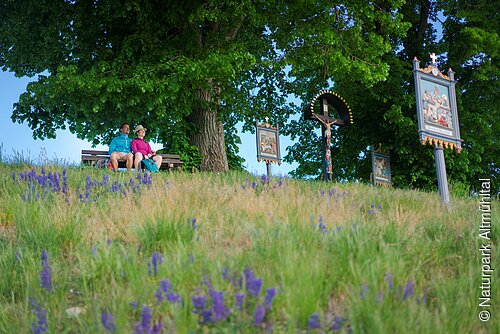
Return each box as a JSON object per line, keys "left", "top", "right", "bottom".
{"left": 430, "top": 53, "right": 437, "bottom": 64}
{"left": 305, "top": 91, "right": 351, "bottom": 182}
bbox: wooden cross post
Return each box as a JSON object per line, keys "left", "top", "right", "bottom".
{"left": 311, "top": 98, "right": 345, "bottom": 181}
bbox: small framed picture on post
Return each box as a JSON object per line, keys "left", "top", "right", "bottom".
{"left": 371, "top": 151, "right": 391, "bottom": 187}
{"left": 256, "top": 120, "right": 281, "bottom": 164}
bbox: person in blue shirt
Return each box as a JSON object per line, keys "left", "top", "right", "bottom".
{"left": 109, "top": 123, "right": 133, "bottom": 172}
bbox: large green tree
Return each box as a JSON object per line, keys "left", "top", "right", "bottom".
{"left": 1, "top": 0, "right": 408, "bottom": 172}
{"left": 283, "top": 0, "right": 499, "bottom": 193}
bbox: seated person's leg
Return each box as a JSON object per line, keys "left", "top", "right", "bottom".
{"left": 110, "top": 152, "right": 120, "bottom": 171}
{"left": 153, "top": 155, "right": 162, "bottom": 169}
{"left": 134, "top": 152, "right": 144, "bottom": 171}
{"left": 125, "top": 153, "right": 134, "bottom": 172}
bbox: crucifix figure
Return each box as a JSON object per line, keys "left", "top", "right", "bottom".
{"left": 305, "top": 90, "right": 352, "bottom": 182}
{"left": 430, "top": 53, "right": 437, "bottom": 64}
{"left": 310, "top": 98, "right": 345, "bottom": 181}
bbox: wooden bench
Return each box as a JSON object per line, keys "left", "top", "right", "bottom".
{"left": 81, "top": 150, "right": 183, "bottom": 171}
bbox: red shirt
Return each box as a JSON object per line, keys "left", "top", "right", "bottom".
{"left": 131, "top": 138, "right": 153, "bottom": 155}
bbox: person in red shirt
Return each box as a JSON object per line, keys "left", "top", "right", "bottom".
{"left": 131, "top": 125, "right": 163, "bottom": 171}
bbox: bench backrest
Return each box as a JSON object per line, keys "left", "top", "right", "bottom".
{"left": 81, "top": 150, "right": 183, "bottom": 169}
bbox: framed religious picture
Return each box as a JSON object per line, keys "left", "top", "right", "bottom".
{"left": 371, "top": 150, "right": 391, "bottom": 187}
{"left": 413, "top": 56, "right": 462, "bottom": 152}
{"left": 256, "top": 119, "right": 281, "bottom": 164}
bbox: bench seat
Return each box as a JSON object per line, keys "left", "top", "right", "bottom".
{"left": 81, "top": 150, "right": 183, "bottom": 171}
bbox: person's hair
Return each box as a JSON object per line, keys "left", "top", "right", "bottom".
{"left": 120, "top": 123, "right": 129, "bottom": 130}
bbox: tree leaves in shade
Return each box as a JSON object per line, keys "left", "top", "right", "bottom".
{"left": 0, "top": 0, "right": 408, "bottom": 172}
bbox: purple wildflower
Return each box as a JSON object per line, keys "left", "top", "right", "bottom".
{"left": 156, "top": 279, "right": 181, "bottom": 304}
{"left": 40, "top": 251, "right": 52, "bottom": 292}
{"left": 192, "top": 294, "right": 207, "bottom": 314}
{"left": 30, "top": 298, "right": 48, "bottom": 334}
{"left": 252, "top": 304, "right": 265, "bottom": 327}
{"left": 317, "top": 215, "right": 328, "bottom": 235}
{"left": 360, "top": 284, "right": 369, "bottom": 300}
{"left": 209, "top": 289, "right": 229, "bottom": 321}
{"left": 101, "top": 310, "right": 116, "bottom": 332}
{"left": 307, "top": 313, "right": 321, "bottom": 329}
{"left": 222, "top": 267, "right": 231, "bottom": 281}
{"left": 260, "top": 174, "right": 270, "bottom": 185}
{"left": 264, "top": 288, "right": 276, "bottom": 310}
{"left": 148, "top": 252, "right": 164, "bottom": 276}
{"left": 385, "top": 272, "right": 393, "bottom": 291}
{"left": 403, "top": 280, "right": 414, "bottom": 300}
{"left": 190, "top": 218, "right": 198, "bottom": 231}
{"left": 133, "top": 306, "right": 153, "bottom": 334}
{"left": 244, "top": 268, "right": 262, "bottom": 297}
{"left": 235, "top": 293, "right": 245, "bottom": 312}
{"left": 331, "top": 316, "right": 343, "bottom": 331}
{"left": 247, "top": 278, "right": 262, "bottom": 297}
{"left": 201, "top": 275, "right": 212, "bottom": 288}
{"left": 201, "top": 310, "right": 213, "bottom": 324}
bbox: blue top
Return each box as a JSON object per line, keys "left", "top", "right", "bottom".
{"left": 109, "top": 134, "right": 132, "bottom": 154}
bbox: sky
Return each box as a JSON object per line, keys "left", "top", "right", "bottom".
{"left": 0, "top": 70, "right": 298, "bottom": 176}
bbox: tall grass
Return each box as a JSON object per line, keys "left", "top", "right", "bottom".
{"left": 0, "top": 162, "right": 497, "bottom": 333}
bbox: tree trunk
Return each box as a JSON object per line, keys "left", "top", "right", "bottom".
{"left": 188, "top": 87, "right": 229, "bottom": 172}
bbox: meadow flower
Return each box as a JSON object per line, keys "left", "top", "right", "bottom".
{"left": 260, "top": 174, "right": 270, "bottom": 185}
{"left": 307, "top": 313, "right": 321, "bottom": 329}
{"left": 317, "top": 215, "right": 328, "bottom": 235}
{"left": 101, "top": 310, "right": 116, "bottom": 332}
{"left": 190, "top": 217, "right": 198, "bottom": 231}
{"left": 40, "top": 250, "right": 52, "bottom": 292}
{"left": 201, "top": 310, "right": 213, "bottom": 324}
{"left": 192, "top": 294, "right": 207, "bottom": 314}
{"left": 148, "top": 252, "right": 164, "bottom": 276}
{"left": 331, "top": 316, "right": 343, "bottom": 331}
{"left": 133, "top": 306, "right": 153, "bottom": 334}
{"left": 30, "top": 298, "right": 48, "bottom": 334}
{"left": 252, "top": 304, "right": 265, "bottom": 327}
{"left": 155, "top": 279, "right": 181, "bottom": 304}
{"left": 62, "top": 168, "right": 68, "bottom": 193}
{"left": 247, "top": 277, "right": 262, "bottom": 297}
{"left": 403, "top": 280, "right": 414, "bottom": 300}
{"left": 385, "top": 272, "right": 393, "bottom": 291}
{"left": 209, "top": 289, "right": 229, "bottom": 321}
{"left": 235, "top": 292, "right": 245, "bottom": 312}
{"left": 264, "top": 288, "right": 276, "bottom": 310}
{"left": 222, "top": 267, "right": 231, "bottom": 281}
{"left": 360, "top": 284, "right": 369, "bottom": 300}
{"left": 201, "top": 275, "right": 212, "bottom": 288}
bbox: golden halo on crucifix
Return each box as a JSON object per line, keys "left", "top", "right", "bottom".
{"left": 304, "top": 90, "right": 353, "bottom": 126}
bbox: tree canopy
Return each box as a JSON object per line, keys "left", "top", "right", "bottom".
{"left": 1, "top": 0, "right": 497, "bottom": 192}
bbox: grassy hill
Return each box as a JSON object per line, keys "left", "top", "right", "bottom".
{"left": 0, "top": 164, "right": 497, "bottom": 333}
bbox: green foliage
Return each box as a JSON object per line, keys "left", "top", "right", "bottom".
{"left": 283, "top": 0, "right": 499, "bottom": 193}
